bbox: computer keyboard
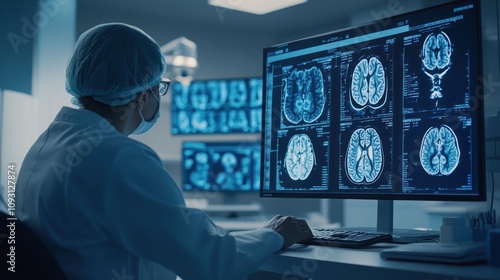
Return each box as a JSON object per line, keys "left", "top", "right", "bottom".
{"left": 300, "top": 228, "right": 393, "bottom": 248}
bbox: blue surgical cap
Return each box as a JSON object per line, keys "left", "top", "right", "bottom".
{"left": 66, "top": 23, "right": 166, "bottom": 106}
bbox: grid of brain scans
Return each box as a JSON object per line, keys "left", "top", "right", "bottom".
{"left": 261, "top": 0, "right": 482, "bottom": 198}
{"left": 170, "top": 78, "right": 262, "bottom": 135}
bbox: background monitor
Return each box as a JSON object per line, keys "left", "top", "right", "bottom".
{"left": 171, "top": 78, "right": 262, "bottom": 135}
{"left": 260, "top": 0, "right": 486, "bottom": 232}
{"left": 182, "top": 141, "right": 261, "bottom": 192}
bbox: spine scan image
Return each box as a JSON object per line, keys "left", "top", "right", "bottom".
{"left": 419, "top": 124, "right": 460, "bottom": 176}
{"left": 345, "top": 127, "right": 384, "bottom": 184}
{"left": 283, "top": 66, "right": 326, "bottom": 124}
{"left": 284, "top": 134, "right": 316, "bottom": 180}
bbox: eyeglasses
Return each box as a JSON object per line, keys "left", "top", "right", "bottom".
{"left": 158, "top": 77, "right": 171, "bottom": 96}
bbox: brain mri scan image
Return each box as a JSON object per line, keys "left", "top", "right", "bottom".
{"left": 283, "top": 66, "right": 326, "bottom": 124}
{"left": 228, "top": 110, "right": 249, "bottom": 130}
{"left": 191, "top": 111, "right": 209, "bottom": 132}
{"left": 284, "top": 134, "right": 316, "bottom": 180}
{"left": 250, "top": 109, "right": 261, "bottom": 131}
{"left": 173, "top": 83, "right": 189, "bottom": 110}
{"left": 228, "top": 80, "right": 248, "bottom": 108}
{"left": 187, "top": 152, "right": 210, "bottom": 189}
{"left": 420, "top": 124, "right": 460, "bottom": 176}
{"left": 421, "top": 31, "right": 452, "bottom": 100}
{"left": 345, "top": 127, "right": 384, "bottom": 184}
{"left": 350, "top": 56, "right": 387, "bottom": 111}
{"left": 176, "top": 111, "right": 191, "bottom": 133}
{"left": 215, "top": 152, "right": 244, "bottom": 188}
{"left": 249, "top": 78, "right": 263, "bottom": 107}
{"left": 207, "top": 81, "right": 227, "bottom": 109}
{"left": 190, "top": 82, "right": 209, "bottom": 110}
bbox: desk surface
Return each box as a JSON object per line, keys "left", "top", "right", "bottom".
{"left": 256, "top": 243, "right": 500, "bottom": 280}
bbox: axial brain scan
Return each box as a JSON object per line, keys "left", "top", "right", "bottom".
{"left": 350, "top": 56, "right": 386, "bottom": 110}
{"left": 422, "top": 32, "right": 452, "bottom": 71}
{"left": 283, "top": 66, "right": 326, "bottom": 124}
{"left": 420, "top": 125, "right": 460, "bottom": 176}
{"left": 284, "top": 134, "right": 316, "bottom": 180}
{"left": 345, "top": 127, "right": 384, "bottom": 184}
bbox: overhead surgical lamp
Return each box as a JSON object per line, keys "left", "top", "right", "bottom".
{"left": 208, "top": 0, "right": 307, "bottom": 15}
{"left": 161, "top": 36, "right": 198, "bottom": 85}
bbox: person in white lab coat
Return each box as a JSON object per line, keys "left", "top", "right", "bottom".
{"left": 15, "top": 23, "right": 313, "bottom": 280}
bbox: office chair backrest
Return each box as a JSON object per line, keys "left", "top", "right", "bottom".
{"left": 0, "top": 211, "right": 67, "bottom": 280}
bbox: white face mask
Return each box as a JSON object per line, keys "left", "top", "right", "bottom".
{"left": 130, "top": 90, "right": 160, "bottom": 135}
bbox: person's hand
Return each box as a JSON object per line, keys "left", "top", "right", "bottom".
{"left": 263, "top": 214, "right": 314, "bottom": 249}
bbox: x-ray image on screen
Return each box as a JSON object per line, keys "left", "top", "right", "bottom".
{"left": 279, "top": 61, "right": 331, "bottom": 129}
{"left": 190, "top": 110, "right": 214, "bottom": 132}
{"left": 345, "top": 127, "right": 384, "bottom": 184}
{"left": 184, "top": 151, "right": 210, "bottom": 189}
{"left": 228, "top": 80, "right": 247, "bottom": 108}
{"left": 419, "top": 124, "right": 460, "bottom": 176}
{"left": 173, "top": 83, "right": 189, "bottom": 110}
{"left": 171, "top": 78, "right": 262, "bottom": 134}
{"left": 337, "top": 118, "right": 393, "bottom": 191}
{"left": 402, "top": 115, "right": 473, "bottom": 193}
{"left": 284, "top": 133, "right": 316, "bottom": 181}
{"left": 334, "top": 38, "right": 395, "bottom": 122}
{"left": 275, "top": 129, "right": 329, "bottom": 191}
{"left": 350, "top": 56, "right": 387, "bottom": 111}
{"left": 182, "top": 141, "right": 261, "bottom": 192}
{"left": 249, "top": 78, "right": 263, "bottom": 107}
{"left": 283, "top": 66, "right": 326, "bottom": 125}
{"left": 402, "top": 25, "right": 472, "bottom": 113}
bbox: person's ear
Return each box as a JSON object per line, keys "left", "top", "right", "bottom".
{"left": 134, "top": 91, "right": 148, "bottom": 110}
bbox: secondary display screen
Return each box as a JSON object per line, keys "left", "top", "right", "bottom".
{"left": 171, "top": 78, "right": 262, "bottom": 135}
{"left": 182, "top": 141, "right": 261, "bottom": 192}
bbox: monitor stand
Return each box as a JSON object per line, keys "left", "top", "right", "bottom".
{"left": 343, "top": 200, "right": 440, "bottom": 243}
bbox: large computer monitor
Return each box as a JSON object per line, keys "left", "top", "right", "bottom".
{"left": 171, "top": 78, "right": 262, "bottom": 135}
{"left": 260, "top": 0, "right": 486, "bottom": 234}
{"left": 182, "top": 141, "right": 261, "bottom": 193}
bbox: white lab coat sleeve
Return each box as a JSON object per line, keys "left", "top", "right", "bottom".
{"left": 102, "top": 144, "right": 283, "bottom": 280}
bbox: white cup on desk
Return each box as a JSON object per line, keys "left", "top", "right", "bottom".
{"left": 440, "top": 217, "right": 472, "bottom": 244}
